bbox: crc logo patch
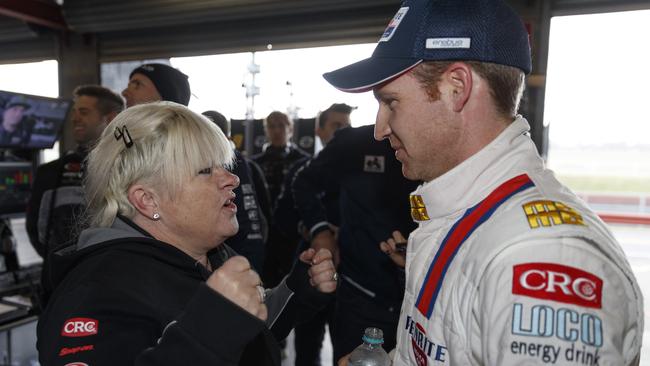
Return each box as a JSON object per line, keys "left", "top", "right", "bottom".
{"left": 405, "top": 316, "right": 447, "bottom": 365}
{"left": 513, "top": 263, "right": 602, "bottom": 308}
{"left": 522, "top": 200, "right": 585, "bottom": 229}
{"left": 61, "top": 318, "right": 99, "bottom": 337}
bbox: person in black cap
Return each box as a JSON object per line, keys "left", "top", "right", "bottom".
{"left": 326, "top": 0, "right": 643, "bottom": 365}
{"left": 0, "top": 95, "right": 32, "bottom": 146}
{"left": 122, "top": 63, "right": 191, "bottom": 107}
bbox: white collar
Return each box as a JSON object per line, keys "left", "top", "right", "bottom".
{"left": 413, "top": 116, "right": 541, "bottom": 220}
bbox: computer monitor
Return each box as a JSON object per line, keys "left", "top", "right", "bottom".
{"left": 0, "top": 162, "right": 33, "bottom": 216}
{"left": 0, "top": 90, "right": 71, "bottom": 149}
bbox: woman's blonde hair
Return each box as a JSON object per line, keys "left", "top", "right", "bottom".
{"left": 84, "top": 102, "right": 234, "bottom": 227}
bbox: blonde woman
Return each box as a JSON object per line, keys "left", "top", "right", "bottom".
{"left": 37, "top": 102, "right": 337, "bottom": 366}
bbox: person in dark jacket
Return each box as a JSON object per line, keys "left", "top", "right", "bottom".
{"left": 252, "top": 111, "right": 310, "bottom": 205}
{"left": 203, "top": 110, "right": 271, "bottom": 272}
{"left": 274, "top": 103, "right": 353, "bottom": 366}
{"left": 255, "top": 111, "right": 310, "bottom": 288}
{"left": 292, "top": 125, "right": 419, "bottom": 362}
{"left": 37, "top": 102, "right": 337, "bottom": 366}
{"left": 26, "top": 85, "right": 124, "bottom": 308}
{"left": 26, "top": 85, "right": 124, "bottom": 257}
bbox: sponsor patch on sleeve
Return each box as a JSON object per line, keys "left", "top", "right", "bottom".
{"left": 512, "top": 263, "right": 602, "bottom": 308}
{"left": 522, "top": 200, "right": 585, "bottom": 229}
{"left": 61, "top": 318, "right": 99, "bottom": 337}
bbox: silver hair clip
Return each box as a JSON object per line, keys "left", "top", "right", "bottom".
{"left": 114, "top": 126, "right": 133, "bottom": 148}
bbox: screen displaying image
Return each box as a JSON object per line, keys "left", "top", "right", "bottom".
{"left": 0, "top": 90, "right": 71, "bottom": 149}
{"left": 0, "top": 162, "right": 33, "bottom": 216}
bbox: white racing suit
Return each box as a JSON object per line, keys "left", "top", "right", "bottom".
{"left": 393, "top": 117, "right": 643, "bottom": 366}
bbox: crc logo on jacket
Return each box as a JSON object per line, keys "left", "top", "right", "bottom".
{"left": 61, "top": 318, "right": 99, "bottom": 337}
{"left": 512, "top": 263, "right": 602, "bottom": 308}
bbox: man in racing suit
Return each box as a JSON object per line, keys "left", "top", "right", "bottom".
{"left": 322, "top": 0, "right": 644, "bottom": 365}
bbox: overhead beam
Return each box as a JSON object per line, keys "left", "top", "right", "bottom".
{"left": 0, "top": 0, "right": 67, "bottom": 30}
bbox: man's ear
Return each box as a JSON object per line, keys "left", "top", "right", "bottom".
{"left": 127, "top": 184, "right": 158, "bottom": 220}
{"left": 444, "top": 62, "right": 473, "bottom": 113}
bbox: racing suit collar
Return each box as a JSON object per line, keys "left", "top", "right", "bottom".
{"left": 412, "top": 116, "right": 538, "bottom": 221}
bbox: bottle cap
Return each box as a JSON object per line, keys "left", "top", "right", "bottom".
{"left": 362, "top": 327, "right": 384, "bottom": 345}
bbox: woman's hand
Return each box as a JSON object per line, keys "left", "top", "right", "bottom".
{"left": 207, "top": 256, "right": 267, "bottom": 321}
{"left": 299, "top": 248, "right": 337, "bottom": 293}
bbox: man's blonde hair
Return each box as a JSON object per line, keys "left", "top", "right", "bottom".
{"left": 85, "top": 102, "right": 233, "bottom": 227}
{"left": 412, "top": 61, "right": 525, "bottom": 118}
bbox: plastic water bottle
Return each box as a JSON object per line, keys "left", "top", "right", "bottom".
{"left": 348, "top": 327, "right": 392, "bottom": 366}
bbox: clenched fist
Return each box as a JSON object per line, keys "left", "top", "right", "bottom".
{"left": 207, "top": 256, "right": 267, "bottom": 321}
{"left": 299, "top": 248, "right": 337, "bottom": 293}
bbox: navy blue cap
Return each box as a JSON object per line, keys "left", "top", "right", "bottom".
{"left": 323, "top": 0, "right": 531, "bottom": 92}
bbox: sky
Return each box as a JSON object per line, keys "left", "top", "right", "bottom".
{"left": 544, "top": 9, "right": 650, "bottom": 148}
{"left": 171, "top": 43, "right": 379, "bottom": 126}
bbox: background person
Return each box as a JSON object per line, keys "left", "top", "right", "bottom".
{"left": 37, "top": 102, "right": 337, "bottom": 365}
{"left": 273, "top": 103, "right": 353, "bottom": 366}
{"left": 26, "top": 85, "right": 124, "bottom": 307}
{"left": 324, "top": 0, "right": 644, "bottom": 365}
{"left": 292, "top": 125, "right": 418, "bottom": 363}
{"left": 122, "top": 63, "right": 191, "bottom": 107}
{"left": 203, "top": 110, "right": 271, "bottom": 272}
{"left": 253, "top": 111, "right": 310, "bottom": 206}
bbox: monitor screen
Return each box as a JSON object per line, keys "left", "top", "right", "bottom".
{"left": 0, "top": 162, "right": 33, "bottom": 216}
{"left": 0, "top": 90, "right": 71, "bottom": 149}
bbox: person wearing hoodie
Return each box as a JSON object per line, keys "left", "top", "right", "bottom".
{"left": 37, "top": 102, "right": 337, "bottom": 366}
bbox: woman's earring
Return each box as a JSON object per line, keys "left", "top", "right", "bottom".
{"left": 152, "top": 212, "right": 161, "bottom": 220}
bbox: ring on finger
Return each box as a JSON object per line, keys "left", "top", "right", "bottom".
{"left": 256, "top": 285, "right": 266, "bottom": 303}
{"left": 332, "top": 272, "right": 338, "bottom": 281}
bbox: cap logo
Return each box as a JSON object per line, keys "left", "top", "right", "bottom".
{"left": 379, "top": 7, "right": 409, "bottom": 43}
{"left": 426, "top": 38, "right": 471, "bottom": 49}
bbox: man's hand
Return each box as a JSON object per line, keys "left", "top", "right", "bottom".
{"left": 207, "top": 256, "right": 267, "bottom": 321}
{"left": 337, "top": 353, "right": 351, "bottom": 366}
{"left": 311, "top": 228, "right": 340, "bottom": 267}
{"left": 299, "top": 248, "right": 337, "bottom": 293}
{"left": 380, "top": 230, "right": 408, "bottom": 268}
